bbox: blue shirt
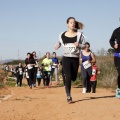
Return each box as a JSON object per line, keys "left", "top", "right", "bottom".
{"left": 52, "top": 57, "right": 59, "bottom": 64}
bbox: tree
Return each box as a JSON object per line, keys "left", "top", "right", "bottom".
{"left": 108, "top": 48, "right": 114, "bottom": 55}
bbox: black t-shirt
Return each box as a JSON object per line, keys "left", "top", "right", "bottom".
{"left": 16, "top": 66, "right": 24, "bottom": 76}
{"left": 110, "top": 27, "right": 120, "bottom": 53}
{"left": 61, "top": 32, "right": 77, "bottom": 45}
{"left": 25, "top": 58, "right": 35, "bottom": 66}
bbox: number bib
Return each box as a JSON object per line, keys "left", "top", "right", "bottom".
{"left": 64, "top": 43, "right": 76, "bottom": 53}
{"left": 19, "top": 68, "right": 23, "bottom": 75}
{"left": 82, "top": 61, "right": 91, "bottom": 69}
{"left": 92, "top": 69, "right": 96, "bottom": 75}
{"left": 27, "top": 64, "right": 33, "bottom": 69}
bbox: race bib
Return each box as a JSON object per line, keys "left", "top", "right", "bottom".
{"left": 27, "top": 64, "right": 33, "bottom": 69}
{"left": 52, "top": 63, "right": 57, "bottom": 68}
{"left": 49, "top": 65, "right": 52, "bottom": 71}
{"left": 82, "top": 61, "right": 91, "bottom": 69}
{"left": 92, "top": 69, "right": 96, "bottom": 75}
{"left": 35, "top": 61, "right": 38, "bottom": 67}
{"left": 64, "top": 43, "right": 76, "bottom": 52}
{"left": 19, "top": 68, "right": 23, "bottom": 75}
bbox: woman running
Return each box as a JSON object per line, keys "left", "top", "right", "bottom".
{"left": 55, "top": 17, "right": 85, "bottom": 103}
{"left": 15, "top": 63, "right": 24, "bottom": 87}
{"left": 32, "top": 51, "right": 39, "bottom": 87}
{"left": 25, "top": 53, "right": 35, "bottom": 89}
{"left": 42, "top": 52, "right": 53, "bottom": 88}
{"left": 80, "top": 42, "right": 96, "bottom": 93}
{"left": 109, "top": 27, "right": 120, "bottom": 98}
{"left": 51, "top": 52, "right": 59, "bottom": 85}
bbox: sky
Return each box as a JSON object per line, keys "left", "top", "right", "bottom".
{"left": 0, "top": 0, "right": 120, "bottom": 60}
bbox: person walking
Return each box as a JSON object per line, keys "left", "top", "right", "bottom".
{"left": 80, "top": 42, "right": 96, "bottom": 93}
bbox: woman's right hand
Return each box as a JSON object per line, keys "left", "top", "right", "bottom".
{"left": 114, "top": 44, "right": 118, "bottom": 49}
{"left": 54, "top": 44, "right": 59, "bottom": 50}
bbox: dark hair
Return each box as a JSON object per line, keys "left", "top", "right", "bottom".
{"left": 52, "top": 52, "right": 56, "bottom": 55}
{"left": 66, "top": 17, "right": 84, "bottom": 30}
{"left": 27, "top": 52, "right": 33, "bottom": 58}
{"left": 85, "top": 42, "right": 90, "bottom": 47}
{"left": 27, "top": 52, "right": 31, "bottom": 55}
{"left": 32, "top": 51, "right": 36, "bottom": 57}
{"left": 67, "top": 17, "right": 75, "bottom": 24}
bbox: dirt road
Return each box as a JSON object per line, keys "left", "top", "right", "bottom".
{"left": 0, "top": 81, "right": 120, "bottom": 120}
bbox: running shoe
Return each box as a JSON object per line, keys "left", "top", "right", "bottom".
{"left": 67, "top": 96, "right": 73, "bottom": 104}
{"left": 49, "top": 83, "right": 52, "bottom": 86}
{"left": 56, "top": 82, "right": 59, "bottom": 85}
{"left": 15, "top": 84, "right": 18, "bottom": 87}
{"left": 116, "top": 88, "right": 120, "bottom": 98}
{"left": 30, "top": 86, "right": 32, "bottom": 89}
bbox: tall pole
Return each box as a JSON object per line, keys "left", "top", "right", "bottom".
{"left": 18, "top": 49, "right": 19, "bottom": 60}
{"left": 39, "top": 51, "right": 41, "bottom": 59}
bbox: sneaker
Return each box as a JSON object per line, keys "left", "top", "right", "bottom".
{"left": 32, "top": 84, "right": 34, "bottom": 87}
{"left": 56, "top": 82, "right": 59, "bottom": 85}
{"left": 82, "top": 88, "right": 86, "bottom": 93}
{"left": 67, "top": 96, "right": 72, "bottom": 104}
{"left": 49, "top": 83, "right": 52, "bottom": 86}
{"left": 34, "top": 84, "right": 36, "bottom": 87}
{"left": 15, "top": 84, "right": 18, "bottom": 87}
{"left": 116, "top": 88, "right": 120, "bottom": 98}
{"left": 30, "top": 86, "right": 32, "bottom": 89}
{"left": 46, "top": 86, "right": 50, "bottom": 88}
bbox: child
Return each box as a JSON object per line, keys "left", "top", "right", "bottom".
{"left": 90, "top": 63, "right": 100, "bottom": 93}
{"left": 36, "top": 67, "right": 43, "bottom": 86}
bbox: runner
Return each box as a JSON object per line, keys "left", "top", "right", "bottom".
{"left": 15, "top": 63, "right": 24, "bottom": 87}
{"left": 90, "top": 63, "right": 100, "bottom": 93}
{"left": 51, "top": 52, "right": 59, "bottom": 85}
{"left": 55, "top": 17, "right": 85, "bottom": 103}
{"left": 25, "top": 53, "right": 36, "bottom": 89}
{"left": 32, "top": 51, "right": 39, "bottom": 87}
{"left": 42, "top": 52, "right": 53, "bottom": 88}
{"left": 109, "top": 27, "right": 120, "bottom": 98}
{"left": 36, "top": 66, "right": 43, "bottom": 86}
{"left": 80, "top": 42, "right": 96, "bottom": 93}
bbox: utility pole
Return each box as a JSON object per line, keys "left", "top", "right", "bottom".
{"left": 39, "top": 51, "right": 41, "bottom": 59}
{"left": 18, "top": 49, "right": 19, "bottom": 60}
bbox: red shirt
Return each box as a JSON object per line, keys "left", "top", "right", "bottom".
{"left": 90, "top": 65, "right": 98, "bottom": 81}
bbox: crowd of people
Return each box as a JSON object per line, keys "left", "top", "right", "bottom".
{"left": 1, "top": 16, "right": 120, "bottom": 103}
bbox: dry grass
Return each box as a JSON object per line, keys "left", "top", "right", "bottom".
{"left": 96, "top": 56, "right": 117, "bottom": 88}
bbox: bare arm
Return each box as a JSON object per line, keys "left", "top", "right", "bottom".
{"left": 54, "top": 42, "right": 61, "bottom": 50}
{"left": 90, "top": 53, "right": 96, "bottom": 63}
